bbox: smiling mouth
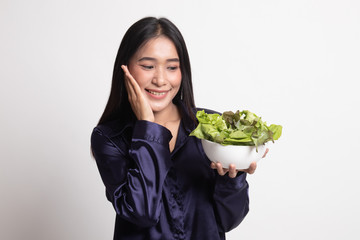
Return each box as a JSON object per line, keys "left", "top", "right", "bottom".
{"left": 146, "top": 89, "right": 171, "bottom": 96}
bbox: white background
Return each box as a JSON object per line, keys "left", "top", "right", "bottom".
{"left": 1, "top": 0, "right": 359, "bottom": 239}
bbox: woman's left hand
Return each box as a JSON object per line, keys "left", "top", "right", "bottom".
{"left": 211, "top": 148, "right": 269, "bottom": 178}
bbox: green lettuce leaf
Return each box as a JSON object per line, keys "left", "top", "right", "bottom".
{"left": 189, "top": 109, "right": 283, "bottom": 151}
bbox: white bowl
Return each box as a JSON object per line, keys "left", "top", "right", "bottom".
{"left": 201, "top": 139, "right": 267, "bottom": 169}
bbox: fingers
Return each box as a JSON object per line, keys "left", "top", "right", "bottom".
{"left": 122, "top": 65, "right": 138, "bottom": 115}
{"left": 121, "top": 65, "right": 154, "bottom": 122}
{"left": 262, "top": 148, "right": 269, "bottom": 158}
{"left": 243, "top": 162, "right": 257, "bottom": 174}
{"left": 211, "top": 161, "right": 257, "bottom": 176}
{"left": 121, "top": 65, "right": 133, "bottom": 83}
{"left": 210, "top": 162, "right": 238, "bottom": 178}
{"left": 121, "top": 65, "right": 137, "bottom": 98}
{"left": 216, "top": 162, "right": 228, "bottom": 176}
{"left": 228, "top": 164, "right": 237, "bottom": 178}
{"left": 211, "top": 162, "right": 228, "bottom": 176}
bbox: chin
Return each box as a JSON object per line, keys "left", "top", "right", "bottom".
{"left": 150, "top": 102, "right": 172, "bottom": 113}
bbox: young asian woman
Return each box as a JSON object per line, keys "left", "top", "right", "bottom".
{"left": 91, "top": 17, "right": 267, "bottom": 240}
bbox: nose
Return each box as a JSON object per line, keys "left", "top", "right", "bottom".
{"left": 152, "top": 67, "right": 166, "bottom": 86}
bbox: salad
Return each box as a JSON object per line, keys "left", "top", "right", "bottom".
{"left": 190, "top": 110, "right": 282, "bottom": 151}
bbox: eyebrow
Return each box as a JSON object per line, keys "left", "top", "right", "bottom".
{"left": 138, "top": 57, "right": 180, "bottom": 62}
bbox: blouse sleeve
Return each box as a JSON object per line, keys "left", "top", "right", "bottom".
{"left": 213, "top": 172, "right": 250, "bottom": 232}
{"left": 91, "top": 120, "right": 173, "bottom": 227}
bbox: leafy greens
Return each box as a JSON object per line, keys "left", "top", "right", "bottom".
{"left": 190, "top": 110, "right": 282, "bottom": 150}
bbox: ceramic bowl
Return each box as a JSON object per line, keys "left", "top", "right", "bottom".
{"left": 201, "top": 139, "right": 267, "bottom": 169}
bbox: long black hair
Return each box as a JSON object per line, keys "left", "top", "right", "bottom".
{"left": 98, "top": 17, "right": 195, "bottom": 125}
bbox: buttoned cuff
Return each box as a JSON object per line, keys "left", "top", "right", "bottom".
{"left": 216, "top": 171, "right": 247, "bottom": 190}
{"left": 132, "top": 120, "right": 173, "bottom": 145}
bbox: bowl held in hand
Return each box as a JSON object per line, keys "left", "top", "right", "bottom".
{"left": 201, "top": 139, "right": 267, "bottom": 170}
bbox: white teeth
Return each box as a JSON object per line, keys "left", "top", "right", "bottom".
{"left": 147, "top": 90, "right": 166, "bottom": 96}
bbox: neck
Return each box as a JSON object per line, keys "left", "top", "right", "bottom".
{"left": 154, "top": 103, "right": 180, "bottom": 126}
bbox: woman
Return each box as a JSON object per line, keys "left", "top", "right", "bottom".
{"left": 91, "top": 17, "right": 262, "bottom": 240}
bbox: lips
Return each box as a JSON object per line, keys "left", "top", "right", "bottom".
{"left": 145, "top": 88, "right": 172, "bottom": 99}
{"left": 146, "top": 89, "right": 168, "bottom": 96}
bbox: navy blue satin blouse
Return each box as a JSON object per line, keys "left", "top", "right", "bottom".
{"left": 91, "top": 105, "right": 250, "bottom": 240}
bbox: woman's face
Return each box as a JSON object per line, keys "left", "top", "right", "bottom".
{"left": 128, "top": 36, "right": 182, "bottom": 114}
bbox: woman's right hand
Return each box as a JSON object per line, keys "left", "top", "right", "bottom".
{"left": 121, "top": 65, "right": 154, "bottom": 122}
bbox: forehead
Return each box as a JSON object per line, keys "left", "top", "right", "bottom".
{"left": 134, "top": 36, "right": 179, "bottom": 59}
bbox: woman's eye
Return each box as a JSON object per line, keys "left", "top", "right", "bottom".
{"left": 141, "top": 65, "right": 154, "bottom": 70}
{"left": 168, "top": 66, "right": 179, "bottom": 71}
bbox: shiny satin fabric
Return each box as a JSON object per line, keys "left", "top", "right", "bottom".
{"left": 91, "top": 106, "right": 249, "bottom": 240}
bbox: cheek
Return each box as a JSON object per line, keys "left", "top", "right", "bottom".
{"left": 129, "top": 68, "right": 152, "bottom": 88}
{"left": 170, "top": 72, "right": 182, "bottom": 87}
